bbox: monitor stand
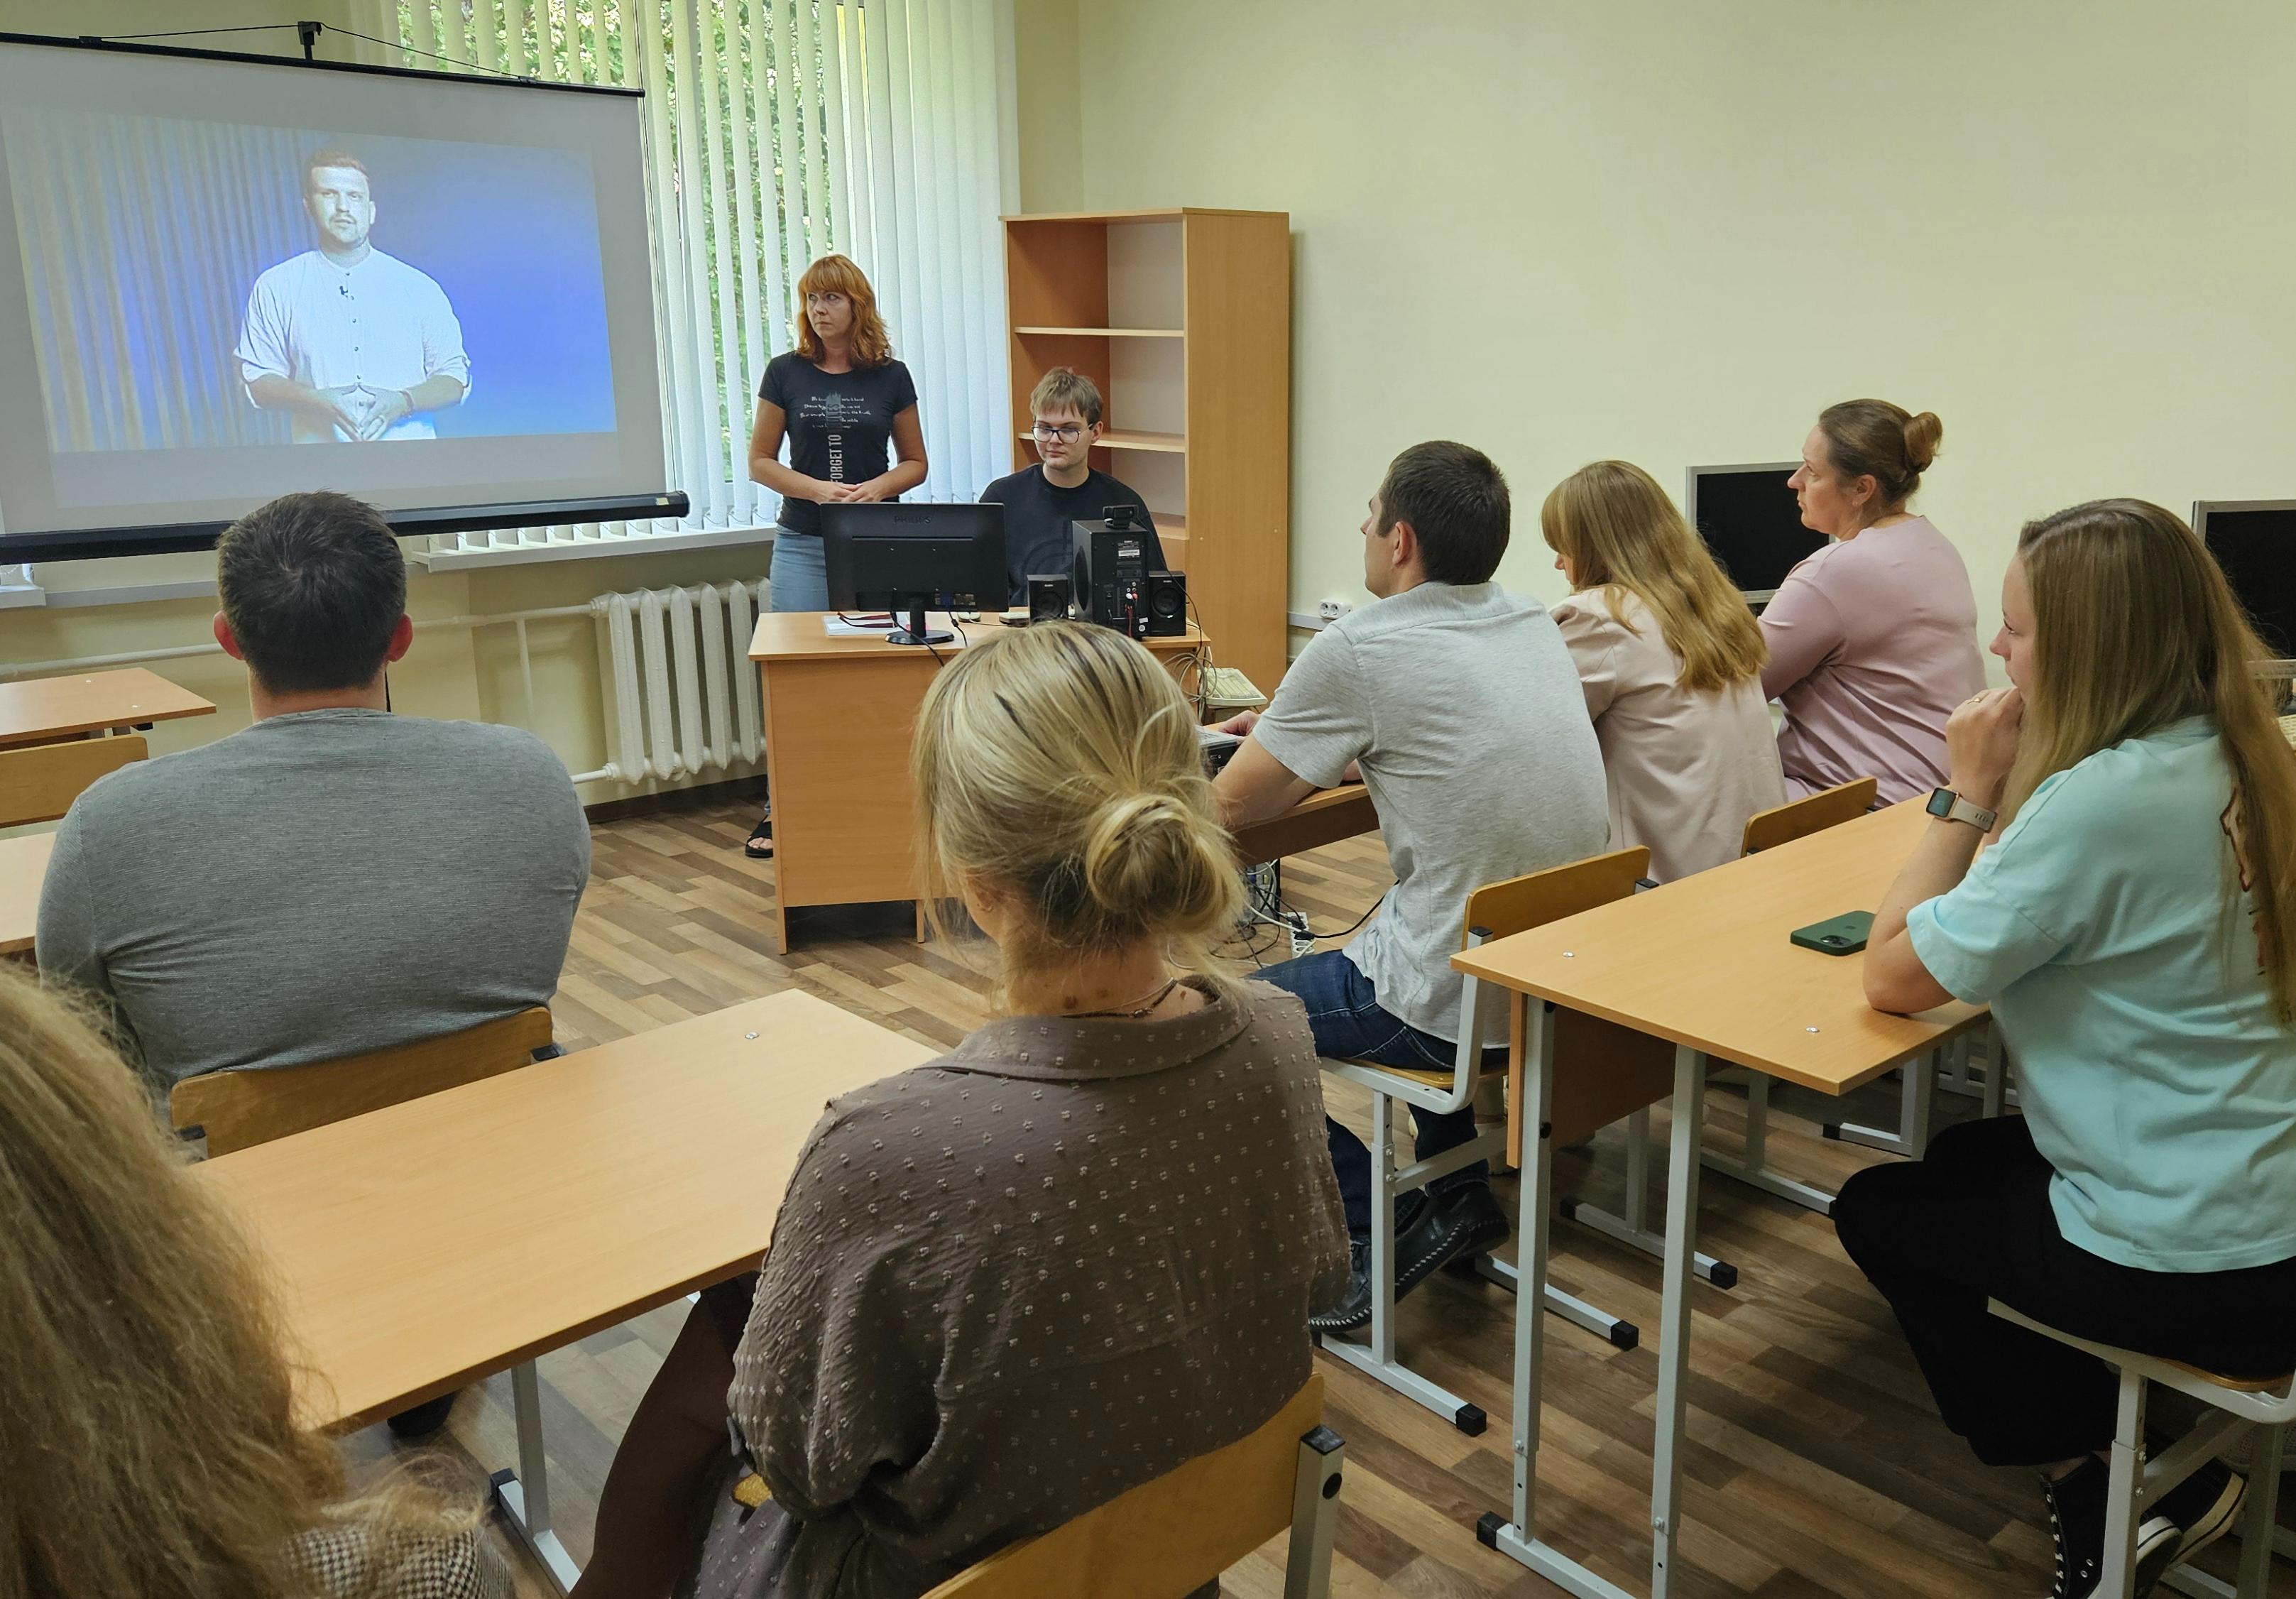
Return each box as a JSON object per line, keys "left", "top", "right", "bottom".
{"left": 887, "top": 599, "right": 953, "bottom": 647}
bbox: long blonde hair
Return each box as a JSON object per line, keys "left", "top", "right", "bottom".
{"left": 2005, "top": 499, "right": 2296, "bottom": 1017}
{"left": 0, "top": 969, "right": 483, "bottom": 1598}
{"left": 1540, "top": 459, "right": 1768, "bottom": 693}
{"left": 912, "top": 621, "right": 1242, "bottom": 990}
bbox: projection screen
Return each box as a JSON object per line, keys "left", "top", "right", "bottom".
{"left": 0, "top": 34, "right": 679, "bottom": 560}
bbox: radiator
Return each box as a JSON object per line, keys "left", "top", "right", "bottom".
{"left": 593, "top": 580, "right": 770, "bottom": 785}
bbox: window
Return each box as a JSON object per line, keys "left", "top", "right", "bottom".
{"left": 392, "top": 0, "right": 1007, "bottom": 555}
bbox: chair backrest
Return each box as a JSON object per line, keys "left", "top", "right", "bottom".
{"left": 0, "top": 735, "right": 147, "bottom": 827}
{"left": 919, "top": 1373, "right": 1331, "bottom": 1598}
{"left": 1740, "top": 776, "right": 1879, "bottom": 856}
{"left": 1460, "top": 846, "right": 1651, "bottom": 947}
{"left": 170, "top": 1007, "right": 554, "bottom": 1156}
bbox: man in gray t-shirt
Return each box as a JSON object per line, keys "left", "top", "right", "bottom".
{"left": 36, "top": 491, "right": 589, "bottom": 1091}
{"left": 1215, "top": 442, "right": 1607, "bottom": 1332}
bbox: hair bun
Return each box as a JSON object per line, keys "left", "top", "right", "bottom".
{"left": 1903, "top": 410, "right": 1943, "bottom": 474}
{"left": 1081, "top": 787, "right": 1235, "bottom": 936}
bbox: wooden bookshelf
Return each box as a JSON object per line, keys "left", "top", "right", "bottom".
{"left": 1002, "top": 209, "right": 1292, "bottom": 694}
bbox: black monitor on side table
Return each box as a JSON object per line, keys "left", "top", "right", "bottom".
{"left": 821, "top": 503, "right": 1007, "bottom": 647}
{"left": 1685, "top": 462, "right": 1825, "bottom": 608}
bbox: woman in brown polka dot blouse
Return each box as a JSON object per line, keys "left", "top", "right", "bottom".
{"left": 573, "top": 621, "right": 1350, "bottom": 1599}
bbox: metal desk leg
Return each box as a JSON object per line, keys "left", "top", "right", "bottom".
{"left": 490, "top": 1360, "right": 584, "bottom": 1595}
{"left": 1476, "top": 995, "right": 1641, "bottom": 1599}
{"left": 1562, "top": 1105, "right": 1739, "bottom": 1289}
{"left": 1648, "top": 1044, "right": 1705, "bottom": 1598}
{"left": 1825, "top": 1049, "right": 1936, "bottom": 1157}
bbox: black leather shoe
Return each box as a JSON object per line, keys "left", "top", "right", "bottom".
{"left": 1310, "top": 1240, "right": 1372, "bottom": 1333}
{"left": 1394, "top": 1183, "right": 1509, "bottom": 1301}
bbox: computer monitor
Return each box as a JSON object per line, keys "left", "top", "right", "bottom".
{"left": 1685, "top": 462, "right": 1825, "bottom": 604}
{"left": 2194, "top": 499, "right": 2296, "bottom": 665}
{"left": 821, "top": 503, "right": 1007, "bottom": 647}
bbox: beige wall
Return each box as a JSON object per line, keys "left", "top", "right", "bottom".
{"left": 1047, "top": 0, "right": 2296, "bottom": 665}
{"left": 0, "top": 8, "right": 778, "bottom": 805}
{"left": 1011, "top": 0, "right": 1083, "bottom": 211}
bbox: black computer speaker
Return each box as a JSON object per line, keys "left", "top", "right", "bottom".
{"left": 1027, "top": 573, "right": 1072, "bottom": 623}
{"left": 1145, "top": 569, "right": 1188, "bottom": 636}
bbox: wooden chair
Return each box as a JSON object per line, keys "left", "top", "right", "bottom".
{"left": 1739, "top": 776, "right": 1877, "bottom": 855}
{"left": 1989, "top": 1301, "right": 2296, "bottom": 1597}
{"left": 919, "top": 1372, "right": 1345, "bottom": 1599}
{"left": 170, "top": 1006, "right": 554, "bottom": 1155}
{"left": 0, "top": 734, "right": 146, "bottom": 827}
{"left": 1318, "top": 847, "right": 1661, "bottom": 1433}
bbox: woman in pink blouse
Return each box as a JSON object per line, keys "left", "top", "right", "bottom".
{"left": 1762, "top": 400, "right": 1986, "bottom": 802}
{"left": 1543, "top": 460, "right": 1786, "bottom": 881}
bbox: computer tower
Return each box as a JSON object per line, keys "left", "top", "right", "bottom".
{"left": 1071, "top": 508, "right": 1155, "bottom": 639}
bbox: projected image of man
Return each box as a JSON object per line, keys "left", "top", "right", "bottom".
{"left": 236, "top": 151, "right": 470, "bottom": 443}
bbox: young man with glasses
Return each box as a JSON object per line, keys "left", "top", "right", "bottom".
{"left": 979, "top": 367, "right": 1169, "bottom": 605}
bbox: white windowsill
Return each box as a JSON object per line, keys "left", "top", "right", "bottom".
{"left": 405, "top": 525, "right": 778, "bottom": 571}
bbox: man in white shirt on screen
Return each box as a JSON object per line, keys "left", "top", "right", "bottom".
{"left": 236, "top": 149, "right": 471, "bottom": 443}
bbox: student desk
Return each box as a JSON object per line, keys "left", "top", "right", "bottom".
{"left": 196, "top": 989, "right": 935, "bottom": 1594}
{"left": 0, "top": 667, "right": 214, "bottom": 747}
{"left": 0, "top": 831, "right": 53, "bottom": 956}
{"left": 1228, "top": 782, "right": 1375, "bottom": 863}
{"left": 748, "top": 613, "right": 1204, "bottom": 950}
{"left": 1452, "top": 800, "right": 1989, "bottom": 1599}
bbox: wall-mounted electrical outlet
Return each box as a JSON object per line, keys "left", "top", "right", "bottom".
{"left": 1318, "top": 599, "right": 1353, "bottom": 622}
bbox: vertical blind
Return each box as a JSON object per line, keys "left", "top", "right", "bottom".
{"left": 386, "top": 0, "right": 1007, "bottom": 555}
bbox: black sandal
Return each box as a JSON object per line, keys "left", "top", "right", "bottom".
{"left": 744, "top": 810, "right": 773, "bottom": 859}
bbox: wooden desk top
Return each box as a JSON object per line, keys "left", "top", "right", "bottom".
{"left": 0, "top": 831, "right": 54, "bottom": 956}
{"left": 0, "top": 668, "right": 216, "bottom": 747}
{"left": 1453, "top": 800, "right": 1984, "bottom": 1096}
{"left": 196, "top": 990, "right": 936, "bottom": 1430}
{"left": 749, "top": 612, "right": 1203, "bottom": 662}
{"left": 1230, "top": 783, "right": 1377, "bottom": 865}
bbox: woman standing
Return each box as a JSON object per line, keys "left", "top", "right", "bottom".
{"left": 1839, "top": 500, "right": 2296, "bottom": 1596}
{"left": 1542, "top": 459, "right": 1786, "bottom": 881}
{"left": 743, "top": 253, "right": 928, "bottom": 858}
{"left": 1762, "top": 399, "right": 1984, "bottom": 802}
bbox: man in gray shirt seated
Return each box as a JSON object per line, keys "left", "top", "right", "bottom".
{"left": 37, "top": 488, "right": 589, "bottom": 1096}
{"left": 1215, "top": 442, "right": 1608, "bottom": 1331}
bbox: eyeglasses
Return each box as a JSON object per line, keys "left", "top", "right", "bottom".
{"left": 1031, "top": 422, "right": 1085, "bottom": 442}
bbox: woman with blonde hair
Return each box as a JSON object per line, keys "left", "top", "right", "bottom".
{"left": 1763, "top": 398, "right": 1984, "bottom": 802}
{"left": 1837, "top": 500, "right": 2296, "bottom": 1596}
{"left": 744, "top": 252, "right": 928, "bottom": 858}
{"left": 574, "top": 621, "right": 1347, "bottom": 1599}
{"left": 0, "top": 967, "right": 503, "bottom": 1599}
{"left": 1541, "top": 459, "right": 1785, "bottom": 880}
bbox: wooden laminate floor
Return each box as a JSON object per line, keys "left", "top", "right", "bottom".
{"left": 344, "top": 796, "right": 2296, "bottom": 1597}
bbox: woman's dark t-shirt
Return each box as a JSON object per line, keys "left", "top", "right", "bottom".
{"left": 758, "top": 352, "right": 919, "bottom": 535}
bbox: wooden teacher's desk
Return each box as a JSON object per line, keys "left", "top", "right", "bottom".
{"left": 0, "top": 667, "right": 214, "bottom": 747}
{"left": 197, "top": 990, "right": 934, "bottom": 1593}
{"left": 1452, "top": 800, "right": 1989, "bottom": 1599}
{"left": 748, "top": 612, "right": 1204, "bottom": 951}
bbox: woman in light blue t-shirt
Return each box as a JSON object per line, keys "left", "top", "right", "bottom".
{"left": 1835, "top": 499, "right": 2296, "bottom": 1599}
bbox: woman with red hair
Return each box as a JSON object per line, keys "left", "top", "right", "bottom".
{"left": 744, "top": 253, "right": 928, "bottom": 857}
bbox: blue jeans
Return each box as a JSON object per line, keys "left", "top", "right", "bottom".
{"left": 1254, "top": 950, "right": 1494, "bottom": 1241}
{"left": 767, "top": 528, "right": 828, "bottom": 612}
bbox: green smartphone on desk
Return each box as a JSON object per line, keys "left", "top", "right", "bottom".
{"left": 1790, "top": 910, "right": 1874, "bottom": 956}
